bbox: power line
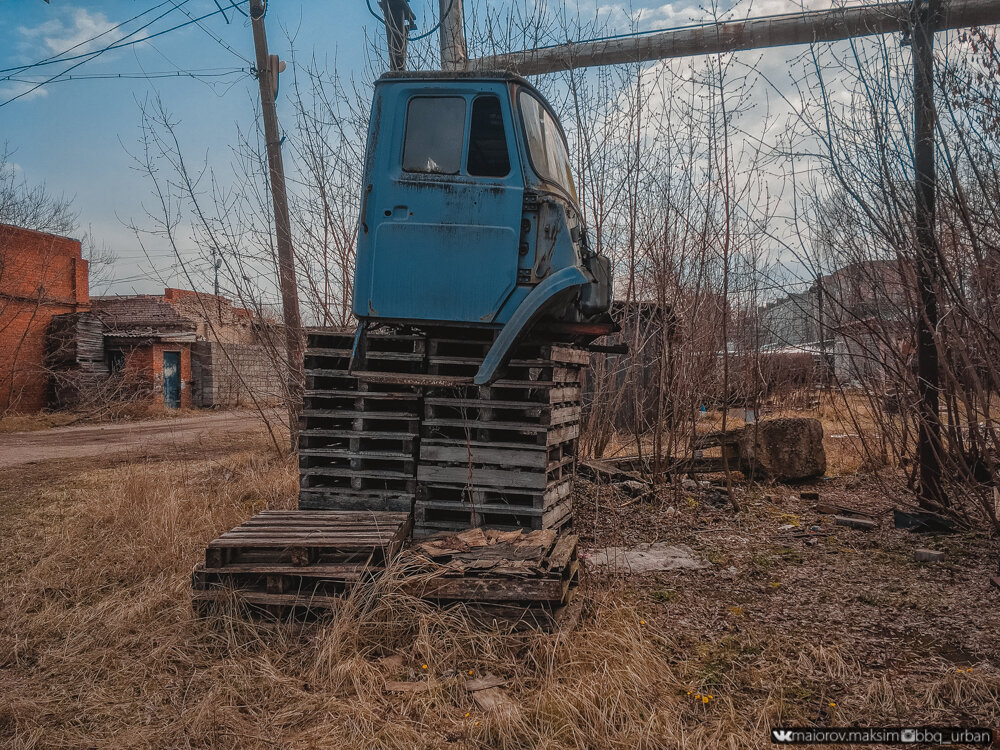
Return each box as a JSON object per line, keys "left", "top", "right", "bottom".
{"left": 0, "top": 0, "right": 193, "bottom": 76}
{"left": 164, "top": 0, "right": 253, "bottom": 64}
{"left": 0, "top": 1, "right": 251, "bottom": 108}
{"left": 0, "top": 1, "right": 249, "bottom": 77}
{"left": 10, "top": 0, "right": 181, "bottom": 74}
{"left": 6, "top": 68, "right": 247, "bottom": 83}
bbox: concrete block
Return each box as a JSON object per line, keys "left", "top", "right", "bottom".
{"left": 913, "top": 548, "right": 945, "bottom": 562}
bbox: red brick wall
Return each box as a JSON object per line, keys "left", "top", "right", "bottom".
{"left": 119, "top": 343, "right": 193, "bottom": 409}
{"left": 0, "top": 224, "right": 89, "bottom": 412}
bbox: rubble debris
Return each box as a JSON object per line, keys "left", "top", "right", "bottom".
{"left": 619, "top": 479, "right": 653, "bottom": 497}
{"left": 834, "top": 515, "right": 877, "bottom": 531}
{"left": 800, "top": 491, "right": 820, "bottom": 501}
{"left": 914, "top": 549, "right": 945, "bottom": 562}
{"left": 893, "top": 509, "right": 957, "bottom": 533}
{"left": 815, "top": 502, "right": 876, "bottom": 520}
{"left": 583, "top": 542, "right": 708, "bottom": 573}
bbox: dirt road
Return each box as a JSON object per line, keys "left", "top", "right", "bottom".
{"left": 0, "top": 411, "right": 266, "bottom": 469}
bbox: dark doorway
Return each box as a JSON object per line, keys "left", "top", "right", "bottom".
{"left": 162, "top": 351, "right": 181, "bottom": 409}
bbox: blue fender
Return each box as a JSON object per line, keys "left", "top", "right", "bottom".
{"left": 474, "top": 265, "right": 589, "bottom": 385}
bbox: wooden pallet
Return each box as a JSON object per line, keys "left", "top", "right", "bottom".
{"left": 299, "top": 330, "right": 424, "bottom": 512}
{"left": 192, "top": 509, "right": 412, "bottom": 618}
{"left": 401, "top": 528, "right": 580, "bottom": 606}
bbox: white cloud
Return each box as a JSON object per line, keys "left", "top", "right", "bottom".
{"left": 18, "top": 8, "right": 117, "bottom": 59}
{"left": 0, "top": 81, "right": 49, "bottom": 102}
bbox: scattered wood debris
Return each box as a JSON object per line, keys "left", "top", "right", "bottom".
{"left": 402, "top": 528, "right": 580, "bottom": 630}
{"left": 384, "top": 680, "right": 431, "bottom": 694}
{"left": 472, "top": 687, "right": 517, "bottom": 713}
{"left": 465, "top": 673, "right": 506, "bottom": 692}
{"left": 814, "top": 502, "right": 876, "bottom": 520}
{"left": 834, "top": 515, "right": 877, "bottom": 531}
{"left": 914, "top": 549, "right": 945, "bottom": 562}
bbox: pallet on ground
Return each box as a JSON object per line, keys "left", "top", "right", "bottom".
{"left": 192, "top": 509, "right": 412, "bottom": 618}
{"left": 400, "top": 527, "right": 579, "bottom": 606}
{"left": 413, "top": 491, "right": 573, "bottom": 534}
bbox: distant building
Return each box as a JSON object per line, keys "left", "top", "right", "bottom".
{"left": 91, "top": 288, "right": 284, "bottom": 409}
{"left": 0, "top": 224, "right": 90, "bottom": 413}
{"left": 760, "top": 260, "right": 912, "bottom": 384}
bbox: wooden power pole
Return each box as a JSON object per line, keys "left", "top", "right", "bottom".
{"left": 439, "top": 0, "right": 468, "bottom": 70}
{"left": 911, "top": 0, "right": 944, "bottom": 508}
{"left": 469, "top": 0, "right": 1000, "bottom": 74}
{"left": 249, "top": 0, "right": 304, "bottom": 449}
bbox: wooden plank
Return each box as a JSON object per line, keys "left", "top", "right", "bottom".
{"left": 419, "top": 443, "right": 547, "bottom": 469}
{"left": 191, "top": 590, "right": 343, "bottom": 609}
{"left": 546, "top": 534, "right": 579, "bottom": 572}
{"left": 404, "top": 575, "right": 567, "bottom": 602}
{"left": 417, "top": 464, "right": 548, "bottom": 490}
{"left": 197, "top": 562, "right": 373, "bottom": 576}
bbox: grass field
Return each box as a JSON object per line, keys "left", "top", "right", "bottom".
{"left": 1, "top": 427, "right": 998, "bottom": 748}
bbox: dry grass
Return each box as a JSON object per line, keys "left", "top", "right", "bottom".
{"left": 0, "top": 402, "right": 210, "bottom": 433}
{"left": 2, "top": 439, "right": 998, "bottom": 748}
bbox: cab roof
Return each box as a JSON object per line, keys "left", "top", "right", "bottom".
{"left": 376, "top": 69, "right": 545, "bottom": 99}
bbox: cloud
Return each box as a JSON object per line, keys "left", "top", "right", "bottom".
{"left": 18, "top": 8, "right": 117, "bottom": 59}
{"left": 0, "top": 81, "right": 49, "bottom": 102}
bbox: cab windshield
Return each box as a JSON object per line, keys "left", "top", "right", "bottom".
{"left": 517, "top": 90, "right": 577, "bottom": 203}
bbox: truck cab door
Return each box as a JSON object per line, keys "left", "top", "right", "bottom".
{"left": 359, "top": 87, "right": 523, "bottom": 324}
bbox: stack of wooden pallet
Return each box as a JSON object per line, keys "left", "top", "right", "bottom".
{"left": 299, "top": 329, "right": 423, "bottom": 513}
{"left": 298, "top": 327, "right": 588, "bottom": 535}
{"left": 191, "top": 509, "right": 411, "bottom": 618}
{"left": 402, "top": 527, "right": 580, "bottom": 628}
{"left": 414, "top": 336, "right": 587, "bottom": 536}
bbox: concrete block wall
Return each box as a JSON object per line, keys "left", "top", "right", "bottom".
{"left": 192, "top": 341, "right": 283, "bottom": 408}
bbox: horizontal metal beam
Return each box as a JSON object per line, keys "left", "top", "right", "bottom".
{"left": 469, "top": 0, "right": 1000, "bottom": 76}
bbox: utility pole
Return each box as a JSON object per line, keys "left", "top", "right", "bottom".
{"left": 438, "top": 0, "right": 467, "bottom": 70}
{"left": 249, "top": 0, "right": 304, "bottom": 450}
{"left": 469, "top": 0, "right": 1000, "bottom": 75}
{"left": 911, "top": 0, "right": 944, "bottom": 508}
{"left": 380, "top": 0, "right": 416, "bottom": 71}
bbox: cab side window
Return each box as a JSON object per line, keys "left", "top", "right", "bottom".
{"left": 402, "top": 96, "right": 465, "bottom": 174}
{"left": 467, "top": 95, "right": 510, "bottom": 177}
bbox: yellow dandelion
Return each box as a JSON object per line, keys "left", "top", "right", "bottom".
{"left": 640, "top": 619, "right": 646, "bottom": 625}
{"left": 686, "top": 691, "right": 692, "bottom": 695}
{"left": 465, "top": 713, "right": 470, "bottom": 717}
{"left": 695, "top": 693, "right": 701, "bottom": 699}
{"left": 422, "top": 664, "right": 428, "bottom": 670}
{"left": 475, "top": 721, "right": 480, "bottom": 726}
{"left": 468, "top": 669, "right": 474, "bottom": 674}
{"left": 702, "top": 696, "right": 710, "bottom": 703}
{"left": 829, "top": 702, "right": 836, "bottom": 707}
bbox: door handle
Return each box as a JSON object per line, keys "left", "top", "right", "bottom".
{"left": 360, "top": 184, "right": 373, "bottom": 234}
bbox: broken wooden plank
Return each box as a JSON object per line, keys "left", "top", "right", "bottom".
{"left": 465, "top": 674, "right": 507, "bottom": 692}
{"left": 834, "top": 515, "right": 877, "bottom": 531}
{"left": 384, "top": 680, "right": 431, "bottom": 694}
{"left": 472, "top": 687, "right": 517, "bottom": 713}
{"left": 814, "top": 502, "right": 876, "bottom": 520}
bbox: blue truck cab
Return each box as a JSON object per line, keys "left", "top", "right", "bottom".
{"left": 352, "top": 70, "right": 612, "bottom": 383}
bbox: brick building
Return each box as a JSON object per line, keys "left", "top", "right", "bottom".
{"left": 92, "top": 289, "right": 283, "bottom": 409}
{"left": 0, "top": 224, "right": 90, "bottom": 413}
{"left": 90, "top": 295, "right": 198, "bottom": 409}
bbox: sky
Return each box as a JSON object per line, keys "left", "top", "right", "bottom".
{"left": 0, "top": 0, "right": 906, "bottom": 297}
